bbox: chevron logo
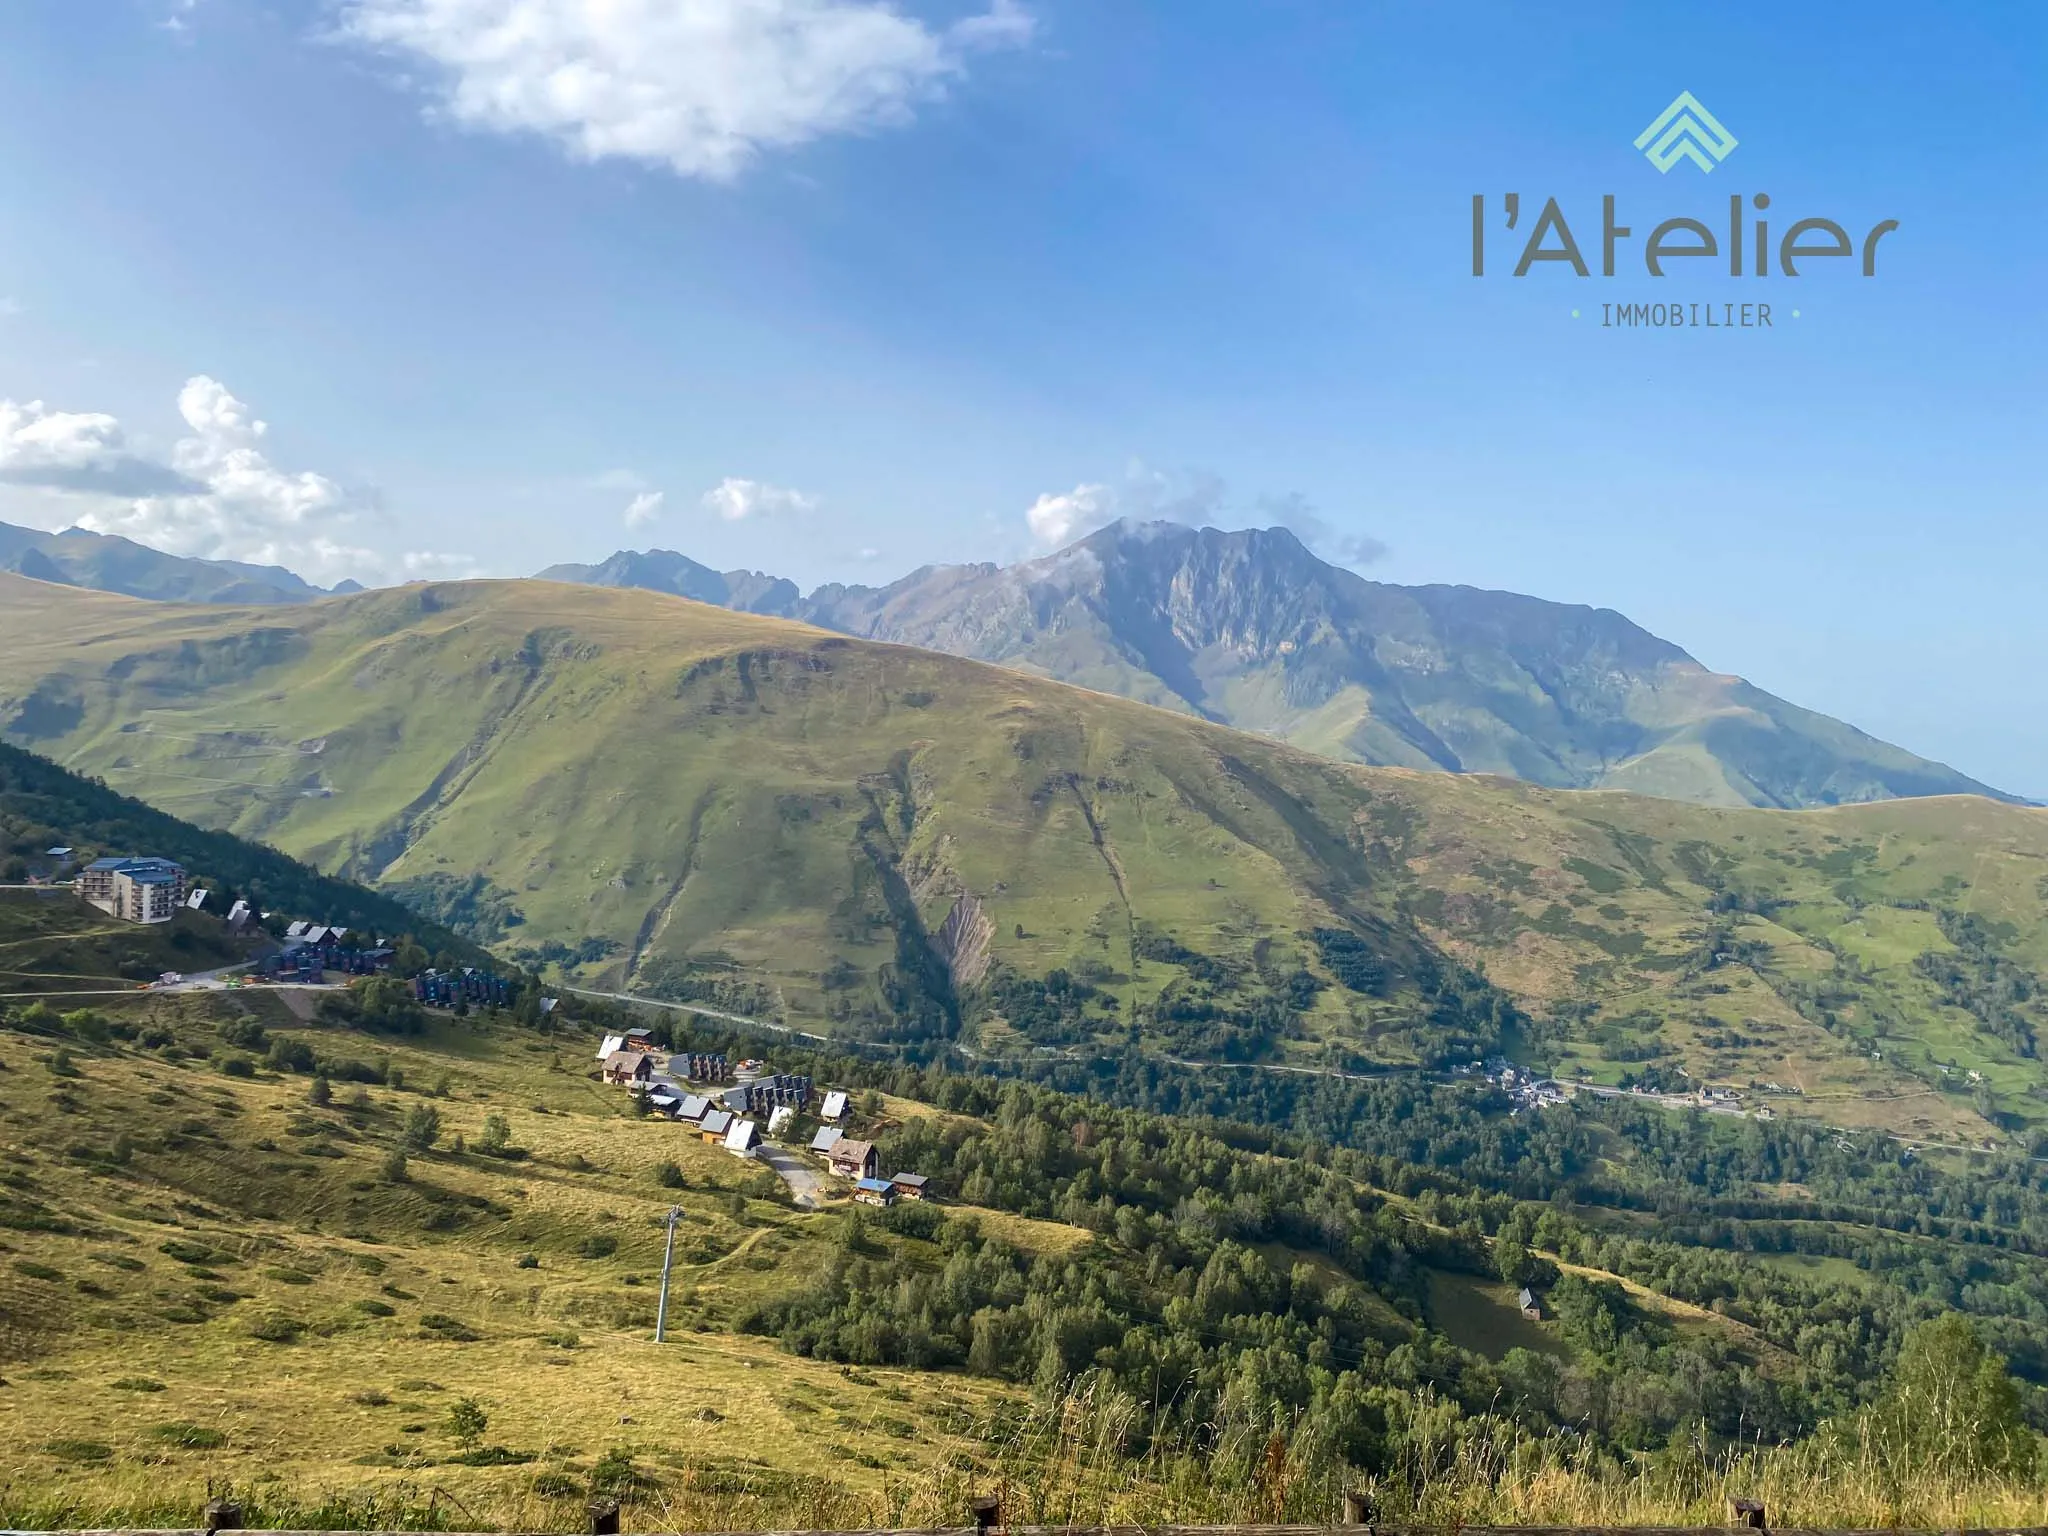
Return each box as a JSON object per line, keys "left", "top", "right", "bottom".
{"left": 1634, "top": 91, "right": 1738, "bottom": 174}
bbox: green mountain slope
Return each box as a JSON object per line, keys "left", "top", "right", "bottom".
{"left": 556, "top": 520, "right": 2005, "bottom": 809}
{"left": 1, "top": 734, "right": 482, "bottom": 967}
{"left": 1, "top": 572, "right": 2044, "bottom": 1141}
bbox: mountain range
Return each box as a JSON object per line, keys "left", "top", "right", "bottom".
{"left": 1, "top": 569, "right": 2043, "bottom": 1146}
{"left": 0, "top": 514, "right": 2006, "bottom": 810}
{"left": 541, "top": 521, "right": 2007, "bottom": 810}
{"left": 0, "top": 519, "right": 362, "bottom": 606}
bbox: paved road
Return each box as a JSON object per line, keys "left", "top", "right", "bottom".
{"left": 756, "top": 1143, "right": 828, "bottom": 1209}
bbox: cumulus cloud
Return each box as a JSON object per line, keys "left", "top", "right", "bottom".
{"left": 0, "top": 377, "right": 470, "bottom": 587}
{"left": 1023, "top": 465, "right": 1225, "bottom": 549}
{"left": 332, "top": 0, "right": 1034, "bottom": 182}
{"left": 1024, "top": 481, "right": 1114, "bottom": 547}
{"left": 0, "top": 398, "right": 204, "bottom": 498}
{"left": 701, "top": 476, "right": 816, "bottom": 521}
{"left": 1022, "top": 467, "right": 1387, "bottom": 567}
{"left": 623, "top": 489, "right": 665, "bottom": 528}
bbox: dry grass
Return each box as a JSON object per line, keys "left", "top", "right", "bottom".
{"left": 0, "top": 1006, "right": 1021, "bottom": 1529}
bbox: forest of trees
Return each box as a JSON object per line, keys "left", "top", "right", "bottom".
{"left": 568, "top": 990, "right": 2048, "bottom": 1488}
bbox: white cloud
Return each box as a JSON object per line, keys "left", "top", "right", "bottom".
{"left": 0, "top": 397, "right": 200, "bottom": 497}
{"left": 1, "top": 376, "right": 471, "bottom": 588}
{"left": 1023, "top": 465, "right": 1224, "bottom": 549}
{"left": 623, "top": 489, "right": 665, "bottom": 528}
{"left": 1022, "top": 468, "right": 1387, "bottom": 567}
{"left": 701, "top": 476, "right": 816, "bottom": 521}
{"left": 1024, "top": 481, "right": 1114, "bottom": 547}
{"left": 332, "top": 0, "right": 1033, "bottom": 182}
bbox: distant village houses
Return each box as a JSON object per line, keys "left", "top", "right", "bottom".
{"left": 78, "top": 856, "right": 189, "bottom": 925}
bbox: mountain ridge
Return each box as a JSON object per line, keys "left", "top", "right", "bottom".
{"left": 0, "top": 510, "right": 2007, "bottom": 809}
{"left": 541, "top": 520, "right": 2008, "bottom": 810}
{"left": 0, "top": 518, "right": 359, "bottom": 605}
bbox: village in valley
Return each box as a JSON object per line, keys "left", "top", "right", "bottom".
{"left": 598, "top": 1028, "right": 927, "bottom": 1209}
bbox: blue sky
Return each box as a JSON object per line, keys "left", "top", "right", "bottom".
{"left": 0, "top": 1, "right": 2042, "bottom": 793}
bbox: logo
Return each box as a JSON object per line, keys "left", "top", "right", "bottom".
{"left": 1633, "top": 91, "right": 1738, "bottom": 174}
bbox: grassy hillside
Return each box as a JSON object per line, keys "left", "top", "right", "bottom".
{"left": 1, "top": 736, "right": 482, "bottom": 959}
{"left": 0, "top": 994, "right": 1021, "bottom": 1529}
{"left": 0, "top": 890, "right": 249, "bottom": 996}
{"left": 12, "top": 984, "right": 2048, "bottom": 1530}
{"left": 2, "top": 573, "right": 2045, "bottom": 1141}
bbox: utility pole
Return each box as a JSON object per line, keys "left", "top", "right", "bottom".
{"left": 654, "top": 1204, "right": 683, "bottom": 1343}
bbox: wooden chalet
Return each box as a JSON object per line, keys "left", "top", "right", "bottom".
{"left": 603, "top": 1050, "right": 655, "bottom": 1086}
{"left": 827, "top": 1138, "right": 878, "bottom": 1181}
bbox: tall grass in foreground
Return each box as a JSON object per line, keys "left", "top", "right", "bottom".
{"left": 9, "top": 1377, "right": 2048, "bottom": 1532}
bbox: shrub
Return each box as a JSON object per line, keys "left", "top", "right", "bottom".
{"left": 653, "top": 1160, "right": 685, "bottom": 1189}
{"left": 514, "top": 1253, "right": 539, "bottom": 1269}
{"left": 110, "top": 1376, "right": 166, "bottom": 1393}
{"left": 419, "top": 1313, "right": 481, "bottom": 1341}
{"left": 159, "top": 1239, "right": 223, "bottom": 1265}
{"left": 401, "top": 1104, "right": 442, "bottom": 1150}
{"left": 577, "top": 1233, "right": 619, "bottom": 1260}
{"left": 247, "top": 1314, "right": 304, "bottom": 1343}
{"left": 152, "top": 1421, "right": 227, "bottom": 1449}
{"left": 307, "top": 1074, "right": 333, "bottom": 1107}
{"left": 43, "top": 1439, "right": 112, "bottom": 1464}
{"left": 352, "top": 1298, "right": 397, "bottom": 1317}
{"left": 531, "top": 1471, "right": 582, "bottom": 1499}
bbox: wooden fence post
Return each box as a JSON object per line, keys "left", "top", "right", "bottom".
{"left": 971, "top": 1494, "right": 1002, "bottom": 1532}
{"left": 588, "top": 1494, "right": 622, "bottom": 1535}
{"left": 1342, "top": 1489, "right": 1375, "bottom": 1525}
{"left": 1731, "top": 1496, "right": 1768, "bottom": 1529}
{"left": 201, "top": 1498, "right": 242, "bottom": 1534}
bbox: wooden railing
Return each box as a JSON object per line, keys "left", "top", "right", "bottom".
{"left": 31, "top": 1524, "right": 2048, "bottom": 1536}
{"left": 23, "top": 1500, "right": 2027, "bottom": 1536}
